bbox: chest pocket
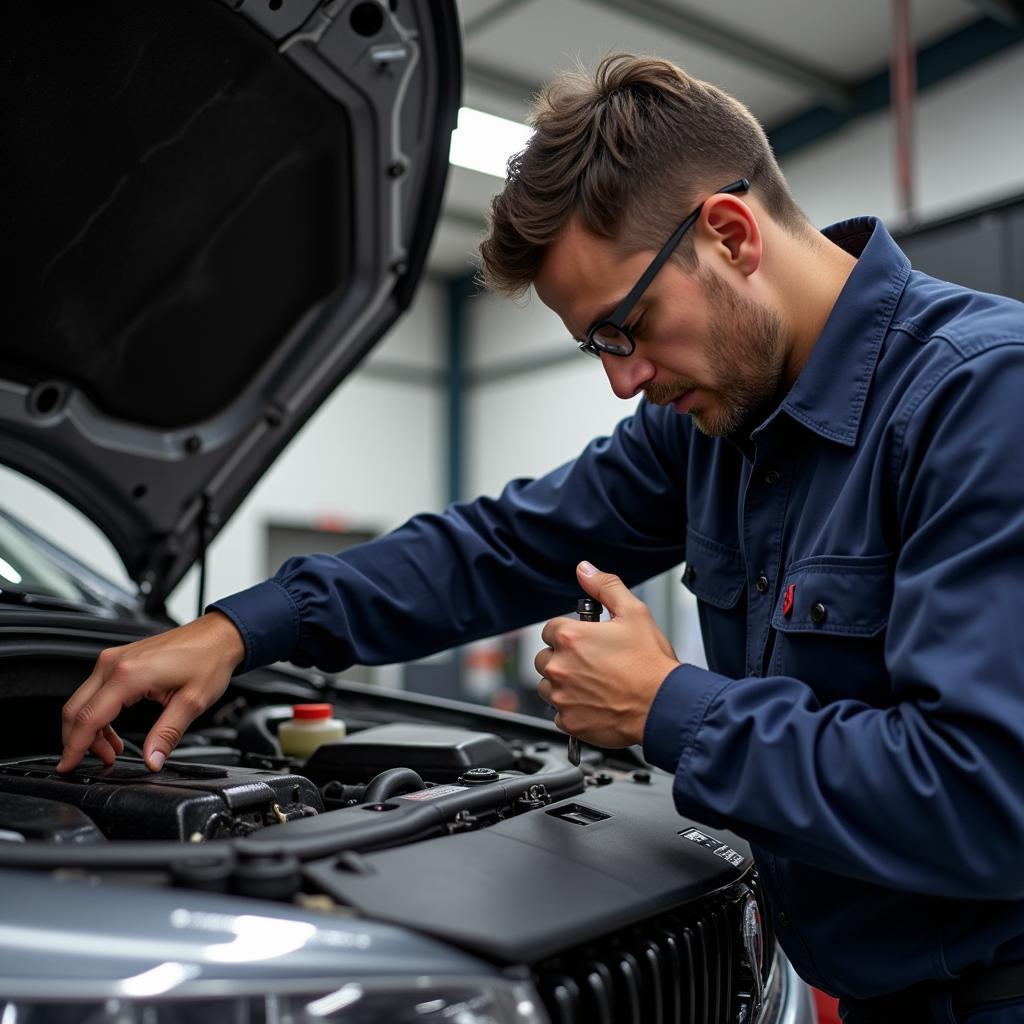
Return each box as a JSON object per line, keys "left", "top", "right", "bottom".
{"left": 770, "top": 553, "right": 894, "bottom": 701}
{"left": 682, "top": 527, "right": 746, "bottom": 678}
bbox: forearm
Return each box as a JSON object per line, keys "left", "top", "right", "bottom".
{"left": 214, "top": 403, "right": 691, "bottom": 673}
{"left": 645, "top": 663, "right": 1024, "bottom": 899}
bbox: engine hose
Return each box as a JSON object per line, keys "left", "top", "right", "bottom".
{"left": 321, "top": 781, "right": 367, "bottom": 805}
{"left": 362, "top": 767, "right": 426, "bottom": 804}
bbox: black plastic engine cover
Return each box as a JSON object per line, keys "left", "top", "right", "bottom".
{"left": 0, "top": 791, "right": 104, "bottom": 844}
{"left": 303, "top": 771, "right": 753, "bottom": 963}
{"left": 301, "top": 723, "right": 516, "bottom": 784}
{"left": 0, "top": 756, "right": 322, "bottom": 840}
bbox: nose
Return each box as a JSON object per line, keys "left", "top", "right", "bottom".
{"left": 600, "top": 351, "right": 655, "bottom": 400}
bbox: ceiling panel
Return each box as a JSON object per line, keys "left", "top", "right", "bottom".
{"left": 463, "top": 0, "right": 811, "bottom": 126}
{"left": 653, "top": 0, "right": 979, "bottom": 82}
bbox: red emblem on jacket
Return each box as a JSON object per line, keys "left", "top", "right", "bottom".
{"left": 783, "top": 583, "right": 795, "bottom": 617}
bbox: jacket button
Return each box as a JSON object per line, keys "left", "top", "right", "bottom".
{"left": 764, "top": 469, "right": 781, "bottom": 485}
{"left": 683, "top": 566, "right": 696, "bottom": 585}
{"left": 755, "top": 574, "right": 769, "bottom": 593}
{"left": 810, "top": 602, "right": 827, "bottom": 623}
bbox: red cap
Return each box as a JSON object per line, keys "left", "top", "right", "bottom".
{"left": 292, "top": 703, "right": 333, "bottom": 720}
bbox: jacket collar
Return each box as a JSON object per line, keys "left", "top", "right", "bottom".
{"left": 758, "top": 216, "right": 911, "bottom": 448}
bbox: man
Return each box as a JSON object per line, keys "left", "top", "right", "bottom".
{"left": 58, "top": 54, "right": 1024, "bottom": 1021}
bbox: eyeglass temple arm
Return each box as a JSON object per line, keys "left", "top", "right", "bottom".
{"left": 607, "top": 177, "right": 750, "bottom": 324}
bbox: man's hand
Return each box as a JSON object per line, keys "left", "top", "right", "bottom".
{"left": 58, "top": 611, "right": 245, "bottom": 774}
{"left": 535, "top": 561, "right": 680, "bottom": 748}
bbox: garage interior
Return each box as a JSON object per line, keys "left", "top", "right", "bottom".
{"left": 2, "top": 1, "right": 1024, "bottom": 1021}
{"left": 7, "top": 0, "right": 1020, "bottom": 703}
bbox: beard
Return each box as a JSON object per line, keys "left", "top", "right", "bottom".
{"left": 643, "top": 267, "right": 785, "bottom": 437}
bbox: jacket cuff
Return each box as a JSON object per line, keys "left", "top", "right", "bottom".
{"left": 208, "top": 579, "right": 302, "bottom": 674}
{"left": 642, "top": 663, "right": 734, "bottom": 774}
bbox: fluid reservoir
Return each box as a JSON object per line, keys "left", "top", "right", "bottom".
{"left": 277, "top": 704, "right": 346, "bottom": 758}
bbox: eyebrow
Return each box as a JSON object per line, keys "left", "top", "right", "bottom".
{"left": 574, "top": 297, "right": 628, "bottom": 340}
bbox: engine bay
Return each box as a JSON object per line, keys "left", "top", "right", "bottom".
{"left": 0, "top": 717, "right": 534, "bottom": 844}
{"left": 0, "top": 701, "right": 587, "bottom": 849}
{"left": 0, "top": 666, "right": 755, "bottom": 965}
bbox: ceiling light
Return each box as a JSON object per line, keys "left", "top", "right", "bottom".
{"left": 449, "top": 107, "right": 533, "bottom": 179}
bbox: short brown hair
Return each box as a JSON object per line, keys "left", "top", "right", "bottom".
{"left": 479, "top": 54, "right": 809, "bottom": 297}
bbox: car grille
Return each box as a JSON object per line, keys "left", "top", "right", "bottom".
{"left": 533, "top": 877, "right": 771, "bottom": 1024}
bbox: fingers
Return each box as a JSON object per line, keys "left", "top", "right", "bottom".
{"left": 538, "top": 680, "right": 569, "bottom": 736}
{"left": 89, "top": 731, "right": 118, "bottom": 767}
{"left": 58, "top": 667, "right": 141, "bottom": 773}
{"left": 539, "top": 617, "right": 572, "bottom": 649}
{"left": 534, "top": 646, "right": 553, "bottom": 678}
{"left": 60, "top": 658, "right": 109, "bottom": 748}
{"left": 576, "top": 561, "right": 644, "bottom": 617}
{"left": 104, "top": 724, "right": 124, "bottom": 755}
{"left": 538, "top": 676, "right": 553, "bottom": 708}
{"left": 59, "top": 617, "right": 242, "bottom": 775}
{"left": 143, "top": 689, "right": 208, "bottom": 772}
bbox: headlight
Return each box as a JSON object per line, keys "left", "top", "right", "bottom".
{"left": 1, "top": 978, "right": 550, "bottom": 1024}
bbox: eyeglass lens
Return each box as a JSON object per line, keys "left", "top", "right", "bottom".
{"left": 590, "top": 322, "right": 633, "bottom": 355}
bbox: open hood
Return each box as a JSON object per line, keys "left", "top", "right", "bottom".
{"left": 1, "top": 0, "right": 461, "bottom": 612}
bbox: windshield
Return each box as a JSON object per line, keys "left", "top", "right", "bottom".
{"left": 0, "top": 513, "right": 109, "bottom": 609}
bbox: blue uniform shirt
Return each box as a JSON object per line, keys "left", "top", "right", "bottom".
{"left": 213, "top": 218, "right": 1024, "bottom": 1001}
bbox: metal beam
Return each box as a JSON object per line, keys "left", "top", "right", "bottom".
{"left": 464, "top": 58, "right": 540, "bottom": 105}
{"left": 582, "top": 0, "right": 855, "bottom": 110}
{"left": 964, "top": 0, "right": 1024, "bottom": 26}
{"left": 769, "top": 16, "right": 1024, "bottom": 159}
{"left": 462, "top": 0, "right": 538, "bottom": 38}
{"left": 446, "top": 275, "right": 477, "bottom": 504}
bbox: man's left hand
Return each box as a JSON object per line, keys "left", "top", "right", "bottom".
{"left": 536, "top": 561, "right": 681, "bottom": 748}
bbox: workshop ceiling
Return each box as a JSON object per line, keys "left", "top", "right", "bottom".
{"left": 426, "top": 0, "right": 997, "bottom": 276}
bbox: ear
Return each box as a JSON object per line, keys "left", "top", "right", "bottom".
{"left": 698, "top": 193, "right": 762, "bottom": 278}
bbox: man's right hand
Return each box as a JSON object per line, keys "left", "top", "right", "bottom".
{"left": 58, "top": 611, "right": 246, "bottom": 774}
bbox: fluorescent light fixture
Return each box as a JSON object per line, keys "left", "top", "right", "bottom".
{"left": 450, "top": 107, "right": 532, "bottom": 178}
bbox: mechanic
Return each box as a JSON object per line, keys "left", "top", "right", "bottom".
{"left": 58, "top": 54, "right": 1024, "bottom": 1023}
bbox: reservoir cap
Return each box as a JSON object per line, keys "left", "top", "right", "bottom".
{"left": 292, "top": 704, "right": 333, "bottom": 720}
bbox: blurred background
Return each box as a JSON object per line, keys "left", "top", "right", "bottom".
{"left": 4, "top": 0, "right": 1022, "bottom": 724}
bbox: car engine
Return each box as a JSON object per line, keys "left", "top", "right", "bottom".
{"left": 0, "top": 668, "right": 775, "bottom": 1022}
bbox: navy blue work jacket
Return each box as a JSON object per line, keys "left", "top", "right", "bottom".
{"left": 214, "top": 218, "right": 1024, "bottom": 1002}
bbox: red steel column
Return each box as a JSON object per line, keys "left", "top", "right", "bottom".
{"left": 891, "top": 0, "right": 917, "bottom": 221}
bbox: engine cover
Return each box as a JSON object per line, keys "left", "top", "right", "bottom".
{"left": 0, "top": 756, "right": 322, "bottom": 841}
{"left": 301, "top": 723, "right": 516, "bottom": 784}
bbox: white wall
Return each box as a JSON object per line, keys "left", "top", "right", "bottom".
{"left": 783, "top": 46, "right": 1024, "bottom": 228}
{"left": 464, "top": 290, "right": 640, "bottom": 496}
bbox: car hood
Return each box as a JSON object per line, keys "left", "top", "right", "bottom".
{"left": 1, "top": 0, "right": 461, "bottom": 613}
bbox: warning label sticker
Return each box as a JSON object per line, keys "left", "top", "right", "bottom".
{"left": 678, "top": 827, "right": 745, "bottom": 868}
{"left": 398, "top": 785, "right": 468, "bottom": 801}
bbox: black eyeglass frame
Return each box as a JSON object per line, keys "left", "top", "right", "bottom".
{"left": 576, "top": 177, "right": 751, "bottom": 359}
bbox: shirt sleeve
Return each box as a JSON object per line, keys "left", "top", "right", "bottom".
{"left": 211, "top": 399, "right": 689, "bottom": 674}
{"left": 643, "top": 342, "right": 1024, "bottom": 900}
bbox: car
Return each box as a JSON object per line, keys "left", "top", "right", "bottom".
{"left": 0, "top": 2, "right": 817, "bottom": 1022}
